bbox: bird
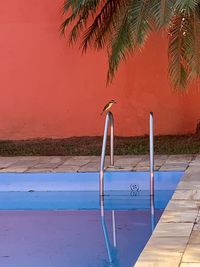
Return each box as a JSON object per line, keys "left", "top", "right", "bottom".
{"left": 101, "top": 100, "right": 117, "bottom": 115}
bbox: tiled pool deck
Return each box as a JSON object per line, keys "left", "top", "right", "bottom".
{"left": 0, "top": 154, "right": 199, "bottom": 266}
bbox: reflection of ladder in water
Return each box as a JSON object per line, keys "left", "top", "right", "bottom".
{"left": 100, "top": 196, "right": 155, "bottom": 266}
{"left": 99, "top": 111, "right": 155, "bottom": 196}
{"left": 100, "top": 197, "right": 119, "bottom": 266}
{"left": 99, "top": 112, "right": 156, "bottom": 265}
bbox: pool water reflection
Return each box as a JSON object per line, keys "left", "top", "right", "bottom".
{"left": 0, "top": 171, "right": 183, "bottom": 267}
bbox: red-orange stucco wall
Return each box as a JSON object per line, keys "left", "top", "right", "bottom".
{"left": 1, "top": 0, "right": 200, "bottom": 140}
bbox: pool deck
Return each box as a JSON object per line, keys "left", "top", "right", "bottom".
{"left": 0, "top": 154, "right": 199, "bottom": 266}
{"left": 0, "top": 154, "right": 192, "bottom": 173}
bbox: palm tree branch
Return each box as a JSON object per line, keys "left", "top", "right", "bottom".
{"left": 81, "top": 0, "right": 125, "bottom": 52}
{"left": 168, "top": 13, "right": 190, "bottom": 88}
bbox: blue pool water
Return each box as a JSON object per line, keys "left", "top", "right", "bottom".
{"left": 0, "top": 171, "right": 183, "bottom": 267}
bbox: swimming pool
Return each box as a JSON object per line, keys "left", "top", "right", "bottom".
{"left": 0, "top": 171, "right": 183, "bottom": 267}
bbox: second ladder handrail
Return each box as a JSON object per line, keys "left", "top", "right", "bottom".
{"left": 100, "top": 111, "right": 114, "bottom": 196}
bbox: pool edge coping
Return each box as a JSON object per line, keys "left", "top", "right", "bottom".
{"left": 135, "top": 157, "right": 200, "bottom": 267}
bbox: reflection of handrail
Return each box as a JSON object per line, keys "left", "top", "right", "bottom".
{"left": 112, "top": 210, "right": 117, "bottom": 248}
{"left": 150, "top": 112, "right": 154, "bottom": 196}
{"left": 100, "top": 112, "right": 114, "bottom": 196}
{"left": 101, "top": 213, "right": 112, "bottom": 262}
{"left": 100, "top": 197, "right": 118, "bottom": 265}
{"left": 150, "top": 194, "right": 155, "bottom": 232}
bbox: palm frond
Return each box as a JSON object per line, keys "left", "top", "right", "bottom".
{"left": 61, "top": 0, "right": 200, "bottom": 89}
{"left": 81, "top": 0, "right": 124, "bottom": 51}
{"left": 108, "top": 8, "right": 133, "bottom": 82}
{"left": 108, "top": 0, "right": 153, "bottom": 82}
{"left": 168, "top": 2, "right": 200, "bottom": 88}
{"left": 174, "top": 0, "right": 200, "bottom": 15}
{"left": 151, "top": 0, "right": 174, "bottom": 27}
{"left": 168, "top": 12, "right": 191, "bottom": 88}
{"left": 61, "top": 0, "right": 100, "bottom": 37}
{"left": 183, "top": 10, "right": 200, "bottom": 80}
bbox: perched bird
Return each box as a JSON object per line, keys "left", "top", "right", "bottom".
{"left": 101, "top": 100, "right": 117, "bottom": 115}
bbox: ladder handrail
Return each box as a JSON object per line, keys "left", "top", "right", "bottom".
{"left": 100, "top": 111, "right": 114, "bottom": 196}
{"left": 150, "top": 112, "right": 154, "bottom": 196}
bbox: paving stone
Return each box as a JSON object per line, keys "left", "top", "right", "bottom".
{"left": 45, "top": 157, "right": 68, "bottom": 164}
{"left": 167, "top": 155, "right": 193, "bottom": 162}
{"left": 165, "top": 200, "right": 198, "bottom": 211}
{"left": 135, "top": 166, "right": 150, "bottom": 171}
{"left": 189, "top": 159, "right": 200, "bottom": 164}
{"left": 185, "top": 167, "right": 200, "bottom": 175}
{"left": 190, "top": 161, "right": 200, "bottom": 168}
{"left": 189, "top": 230, "right": 200, "bottom": 244}
{"left": 0, "top": 156, "right": 21, "bottom": 161}
{"left": 136, "top": 160, "right": 150, "bottom": 167}
{"left": 114, "top": 157, "right": 142, "bottom": 166}
{"left": 53, "top": 165, "right": 79, "bottom": 172}
{"left": 160, "top": 166, "right": 186, "bottom": 171}
{"left": 70, "top": 156, "right": 95, "bottom": 161}
{"left": 0, "top": 167, "right": 28, "bottom": 172}
{"left": 194, "top": 215, "right": 200, "bottom": 230}
{"left": 135, "top": 250, "right": 182, "bottom": 267}
{"left": 30, "top": 163, "right": 61, "bottom": 169}
{"left": 154, "top": 160, "right": 167, "bottom": 166}
{"left": 7, "top": 160, "right": 39, "bottom": 168}
{"left": 26, "top": 168, "right": 53, "bottom": 173}
{"left": 160, "top": 163, "right": 188, "bottom": 171}
{"left": 153, "top": 222, "right": 194, "bottom": 237}
{"left": 89, "top": 156, "right": 108, "bottom": 162}
{"left": 172, "top": 190, "right": 196, "bottom": 200}
{"left": 62, "top": 157, "right": 92, "bottom": 166}
{"left": 172, "top": 190, "right": 200, "bottom": 201}
{"left": 177, "top": 181, "right": 200, "bottom": 190}
{"left": 114, "top": 155, "right": 143, "bottom": 159}
{"left": 78, "top": 162, "right": 99, "bottom": 172}
{"left": 145, "top": 236, "right": 188, "bottom": 252}
{"left": 133, "top": 165, "right": 160, "bottom": 171}
{"left": 27, "top": 156, "right": 67, "bottom": 164}
{"left": 166, "top": 162, "right": 189, "bottom": 167}
{"left": 0, "top": 158, "right": 19, "bottom": 168}
{"left": 160, "top": 210, "right": 198, "bottom": 223}
{"left": 182, "top": 244, "right": 200, "bottom": 262}
{"left": 106, "top": 166, "right": 133, "bottom": 172}
{"left": 182, "top": 174, "right": 200, "bottom": 182}
{"left": 180, "top": 263, "right": 200, "bottom": 267}
{"left": 154, "top": 155, "right": 169, "bottom": 164}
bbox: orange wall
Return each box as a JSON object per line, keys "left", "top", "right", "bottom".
{"left": 0, "top": 0, "right": 200, "bottom": 140}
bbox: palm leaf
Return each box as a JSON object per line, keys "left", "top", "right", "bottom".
{"left": 168, "top": 12, "right": 190, "bottom": 88}
{"left": 61, "top": 0, "right": 100, "bottom": 37}
{"left": 81, "top": 0, "right": 126, "bottom": 51}
{"left": 151, "top": 0, "right": 174, "bottom": 27}
{"left": 108, "top": 0, "right": 153, "bottom": 81}
{"left": 61, "top": 0, "right": 200, "bottom": 89}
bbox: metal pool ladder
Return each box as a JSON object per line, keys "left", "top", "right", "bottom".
{"left": 99, "top": 111, "right": 114, "bottom": 196}
{"left": 99, "top": 111, "right": 154, "bottom": 197}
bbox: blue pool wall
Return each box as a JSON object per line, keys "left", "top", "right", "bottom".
{"left": 0, "top": 171, "right": 183, "bottom": 210}
{"left": 0, "top": 171, "right": 183, "bottom": 191}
